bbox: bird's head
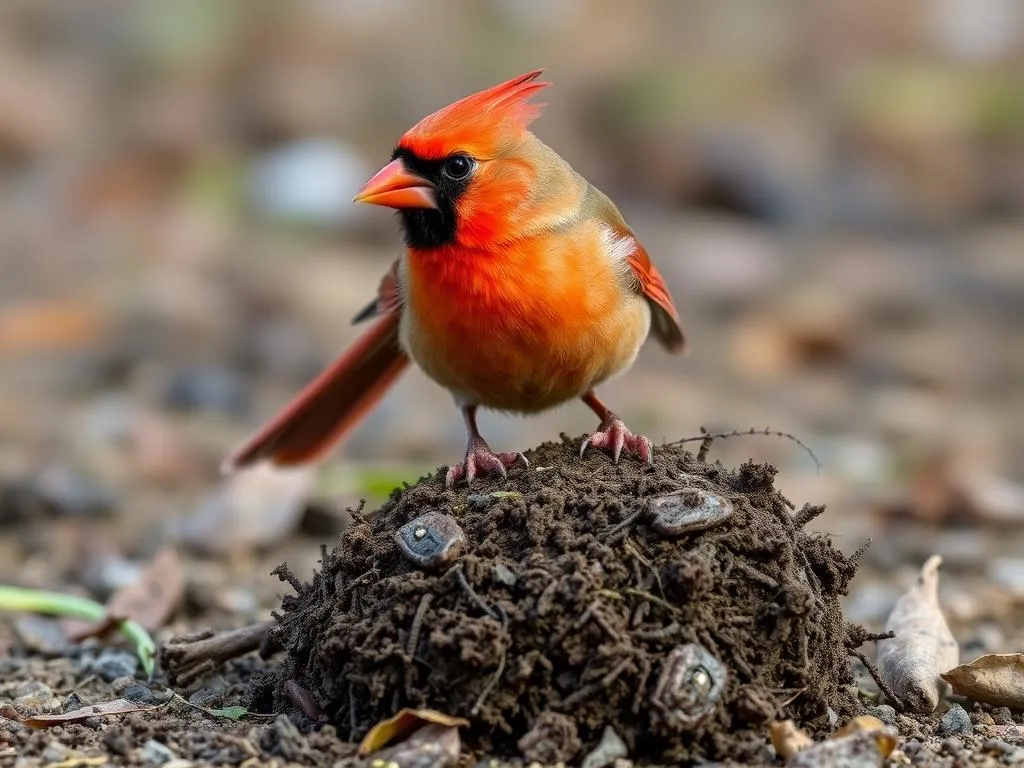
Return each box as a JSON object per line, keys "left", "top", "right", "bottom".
{"left": 354, "top": 70, "right": 573, "bottom": 250}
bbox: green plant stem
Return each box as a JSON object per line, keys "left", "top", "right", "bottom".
{"left": 0, "top": 586, "right": 156, "bottom": 680}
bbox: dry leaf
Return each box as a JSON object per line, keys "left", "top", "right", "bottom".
{"left": 876, "top": 555, "right": 959, "bottom": 713}
{"left": 7, "top": 698, "right": 155, "bottom": 728}
{"left": 940, "top": 653, "right": 1024, "bottom": 709}
{"left": 770, "top": 719, "right": 811, "bottom": 759}
{"left": 358, "top": 708, "right": 469, "bottom": 756}
{"left": 66, "top": 548, "right": 184, "bottom": 641}
{"left": 106, "top": 548, "right": 184, "bottom": 632}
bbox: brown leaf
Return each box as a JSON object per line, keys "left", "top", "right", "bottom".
{"left": 769, "top": 719, "right": 811, "bottom": 759}
{"left": 107, "top": 548, "right": 184, "bottom": 632}
{"left": 6, "top": 698, "right": 155, "bottom": 728}
{"left": 876, "top": 555, "right": 959, "bottom": 713}
{"left": 940, "top": 653, "right": 1024, "bottom": 709}
{"left": 69, "top": 548, "right": 184, "bottom": 644}
{"left": 358, "top": 708, "right": 469, "bottom": 756}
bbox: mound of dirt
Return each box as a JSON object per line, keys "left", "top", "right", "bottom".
{"left": 251, "top": 437, "right": 866, "bottom": 764}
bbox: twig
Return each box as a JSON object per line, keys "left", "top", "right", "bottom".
{"left": 601, "top": 509, "right": 643, "bottom": 542}
{"left": 407, "top": 593, "right": 433, "bottom": 656}
{"left": 162, "top": 621, "right": 273, "bottom": 686}
{"left": 793, "top": 504, "right": 826, "bottom": 527}
{"left": 558, "top": 657, "right": 633, "bottom": 709}
{"left": 696, "top": 428, "right": 714, "bottom": 463}
{"left": 404, "top": 593, "right": 433, "bottom": 697}
{"left": 621, "top": 588, "right": 681, "bottom": 617}
{"left": 624, "top": 542, "right": 665, "bottom": 599}
{"left": 471, "top": 604, "right": 509, "bottom": 716}
{"left": 848, "top": 647, "right": 905, "bottom": 711}
{"left": 667, "top": 427, "right": 820, "bottom": 473}
{"left": 778, "top": 687, "right": 807, "bottom": 708}
{"left": 449, "top": 564, "right": 498, "bottom": 620}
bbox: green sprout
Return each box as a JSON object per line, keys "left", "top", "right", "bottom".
{"left": 0, "top": 586, "right": 157, "bottom": 680}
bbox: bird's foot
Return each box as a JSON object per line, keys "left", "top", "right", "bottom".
{"left": 580, "top": 417, "right": 654, "bottom": 465}
{"left": 445, "top": 437, "right": 528, "bottom": 488}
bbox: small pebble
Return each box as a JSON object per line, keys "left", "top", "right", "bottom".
{"left": 869, "top": 704, "right": 897, "bottom": 727}
{"left": 937, "top": 704, "right": 972, "bottom": 737}
{"left": 84, "top": 649, "right": 138, "bottom": 682}
{"left": 64, "top": 693, "right": 82, "bottom": 713}
{"left": 112, "top": 676, "right": 137, "bottom": 695}
{"left": 13, "top": 681, "right": 58, "bottom": 713}
{"left": 493, "top": 563, "right": 517, "bottom": 587}
{"left": 991, "top": 706, "right": 1014, "bottom": 725}
{"left": 982, "top": 738, "right": 1012, "bottom": 755}
{"left": 581, "top": 726, "right": 628, "bottom": 768}
{"left": 903, "top": 739, "right": 921, "bottom": 755}
{"left": 941, "top": 736, "right": 964, "bottom": 756}
{"left": 972, "top": 710, "right": 995, "bottom": 726}
{"left": 141, "top": 738, "right": 177, "bottom": 765}
{"left": 123, "top": 683, "right": 155, "bottom": 704}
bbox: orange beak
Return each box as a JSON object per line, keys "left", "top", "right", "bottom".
{"left": 353, "top": 158, "right": 438, "bottom": 210}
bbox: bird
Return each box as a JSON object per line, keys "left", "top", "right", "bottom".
{"left": 223, "top": 69, "right": 685, "bottom": 487}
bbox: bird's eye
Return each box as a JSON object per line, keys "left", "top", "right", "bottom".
{"left": 443, "top": 154, "right": 473, "bottom": 180}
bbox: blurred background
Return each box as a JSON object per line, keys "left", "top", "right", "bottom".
{"left": 1, "top": 0, "right": 1022, "bottom": 644}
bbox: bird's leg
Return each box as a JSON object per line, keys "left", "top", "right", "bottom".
{"left": 579, "top": 390, "right": 654, "bottom": 465}
{"left": 445, "top": 405, "right": 529, "bottom": 488}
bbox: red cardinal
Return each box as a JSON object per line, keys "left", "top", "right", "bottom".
{"left": 224, "top": 70, "right": 685, "bottom": 486}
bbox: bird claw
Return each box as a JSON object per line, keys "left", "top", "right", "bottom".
{"left": 580, "top": 418, "right": 654, "bottom": 465}
{"left": 445, "top": 440, "right": 528, "bottom": 488}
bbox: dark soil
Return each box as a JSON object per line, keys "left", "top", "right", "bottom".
{"left": 253, "top": 436, "right": 867, "bottom": 764}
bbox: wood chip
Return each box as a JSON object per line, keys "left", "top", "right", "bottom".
{"left": 876, "top": 555, "right": 959, "bottom": 713}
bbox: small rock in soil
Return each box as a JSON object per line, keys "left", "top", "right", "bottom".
{"left": 991, "top": 706, "right": 1014, "bottom": 725}
{"left": 122, "top": 683, "right": 155, "bottom": 704}
{"left": 83, "top": 649, "right": 138, "bottom": 682}
{"left": 937, "top": 704, "right": 973, "bottom": 737}
{"left": 13, "top": 682, "right": 58, "bottom": 713}
{"left": 868, "top": 704, "right": 896, "bottom": 727}
{"left": 141, "top": 738, "right": 177, "bottom": 765}
{"left": 581, "top": 725, "right": 628, "bottom": 768}
{"left": 787, "top": 731, "right": 886, "bottom": 767}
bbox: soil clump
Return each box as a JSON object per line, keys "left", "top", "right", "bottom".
{"left": 253, "top": 436, "right": 866, "bottom": 763}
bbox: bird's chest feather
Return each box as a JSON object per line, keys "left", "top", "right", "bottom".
{"left": 399, "top": 235, "right": 649, "bottom": 411}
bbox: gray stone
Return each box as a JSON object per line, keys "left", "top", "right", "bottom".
{"left": 937, "top": 704, "right": 972, "bottom": 737}
{"left": 141, "top": 739, "right": 177, "bottom": 765}
{"left": 868, "top": 704, "right": 897, "bottom": 727}
{"left": 13, "top": 681, "right": 58, "bottom": 713}
{"left": 84, "top": 649, "right": 138, "bottom": 682}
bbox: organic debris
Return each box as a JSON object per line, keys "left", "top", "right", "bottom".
{"left": 875, "top": 555, "right": 958, "bottom": 713}
{"left": 770, "top": 719, "right": 812, "bottom": 759}
{"left": 0, "top": 698, "right": 156, "bottom": 728}
{"left": 67, "top": 548, "right": 183, "bottom": 640}
{"left": 358, "top": 708, "right": 469, "bottom": 756}
{"left": 941, "top": 653, "right": 1024, "bottom": 709}
{"left": 252, "top": 438, "right": 866, "bottom": 764}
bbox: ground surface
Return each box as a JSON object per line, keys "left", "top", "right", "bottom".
{"left": 3, "top": 437, "right": 1023, "bottom": 767}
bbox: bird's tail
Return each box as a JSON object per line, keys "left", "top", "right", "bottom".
{"left": 222, "top": 314, "right": 408, "bottom": 472}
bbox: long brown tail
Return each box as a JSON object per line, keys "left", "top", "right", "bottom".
{"left": 222, "top": 314, "right": 408, "bottom": 472}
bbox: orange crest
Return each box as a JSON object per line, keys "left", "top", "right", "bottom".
{"left": 399, "top": 69, "right": 550, "bottom": 159}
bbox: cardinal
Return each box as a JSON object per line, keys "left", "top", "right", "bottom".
{"left": 224, "top": 70, "right": 685, "bottom": 487}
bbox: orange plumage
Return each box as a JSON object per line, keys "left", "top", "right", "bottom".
{"left": 224, "top": 70, "right": 685, "bottom": 486}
